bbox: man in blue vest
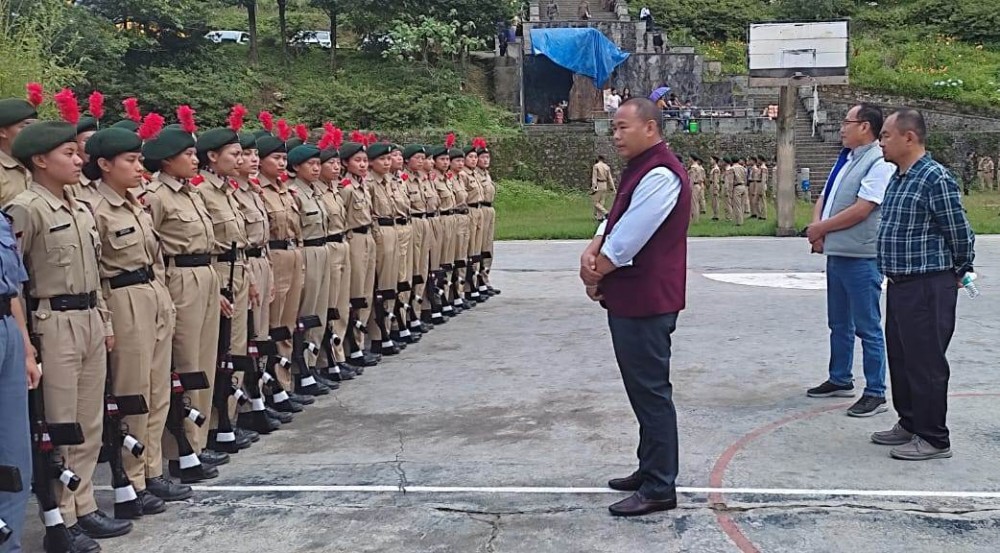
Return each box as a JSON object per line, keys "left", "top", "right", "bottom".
{"left": 805, "top": 104, "right": 895, "bottom": 417}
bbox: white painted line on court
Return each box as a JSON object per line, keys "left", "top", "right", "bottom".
{"left": 96, "top": 484, "right": 1000, "bottom": 500}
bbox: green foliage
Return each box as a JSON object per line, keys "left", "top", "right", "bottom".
{"left": 384, "top": 15, "right": 486, "bottom": 64}
{"left": 344, "top": 0, "right": 514, "bottom": 42}
{"left": 0, "top": 0, "right": 83, "bottom": 102}
{"left": 76, "top": 0, "right": 211, "bottom": 64}
{"left": 637, "top": 0, "right": 769, "bottom": 43}
{"left": 770, "top": 0, "right": 856, "bottom": 21}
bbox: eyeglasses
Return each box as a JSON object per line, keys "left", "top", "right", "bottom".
{"left": 841, "top": 119, "right": 866, "bottom": 127}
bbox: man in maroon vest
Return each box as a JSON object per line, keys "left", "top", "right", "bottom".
{"left": 580, "top": 98, "right": 691, "bottom": 517}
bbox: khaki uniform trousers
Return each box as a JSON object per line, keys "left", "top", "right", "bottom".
{"left": 709, "top": 183, "right": 720, "bottom": 219}
{"left": 208, "top": 262, "right": 248, "bottom": 428}
{"left": 690, "top": 184, "right": 704, "bottom": 223}
{"left": 323, "top": 240, "right": 351, "bottom": 366}
{"left": 468, "top": 207, "right": 485, "bottom": 292}
{"left": 268, "top": 249, "right": 303, "bottom": 390}
{"left": 107, "top": 281, "right": 175, "bottom": 492}
{"left": 410, "top": 217, "right": 431, "bottom": 317}
{"left": 591, "top": 189, "right": 609, "bottom": 220}
{"left": 347, "top": 231, "right": 376, "bottom": 357}
{"left": 368, "top": 225, "right": 398, "bottom": 341}
{"left": 731, "top": 184, "right": 748, "bottom": 226}
{"left": 481, "top": 207, "right": 496, "bottom": 285}
{"left": 454, "top": 214, "right": 471, "bottom": 293}
{"left": 723, "top": 182, "right": 733, "bottom": 221}
{"left": 441, "top": 215, "right": 458, "bottom": 298}
{"left": 35, "top": 305, "right": 106, "bottom": 525}
{"left": 394, "top": 222, "right": 413, "bottom": 331}
{"left": 248, "top": 255, "right": 272, "bottom": 340}
{"left": 161, "top": 265, "right": 220, "bottom": 456}
{"left": 300, "top": 245, "right": 331, "bottom": 367}
{"left": 428, "top": 216, "right": 444, "bottom": 273}
{"left": 752, "top": 183, "right": 768, "bottom": 220}
{"left": 743, "top": 184, "right": 751, "bottom": 215}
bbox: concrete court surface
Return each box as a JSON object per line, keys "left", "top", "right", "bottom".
{"left": 23, "top": 236, "right": 1000, "bottom": 553}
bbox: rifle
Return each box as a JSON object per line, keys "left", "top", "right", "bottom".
{"left": 102, "top": 356, "right": 149, "bottom": 519}
{"left": 209, "top": 243, "right": 240, "bottom": 454}
{"left": 0, "top": 465, "right": 22, "bottom": 546}
{"left": 236, "top": 308, "right": 274, "bottom": 434}
{"left": 165, "top": 370, "right": 211, "bottom": 484}
{"left": 26, "top": 324, "right": 84, "bottom": 553}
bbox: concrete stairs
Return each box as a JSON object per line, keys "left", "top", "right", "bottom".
{"left": 542, "top": 0, "right": 617, "bottom": 21}
{"left": 794, "top": 108, "right": 841, "bottom": 196}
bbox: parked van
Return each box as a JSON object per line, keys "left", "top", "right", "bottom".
{"left": 205, "top": 30, "right": 250, "bottom": 44}
{"left": 289, "top": 30, "right": 332, "bottom": 49}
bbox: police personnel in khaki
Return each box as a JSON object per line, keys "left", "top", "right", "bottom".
{"left": 448, "top": 148, "right": 471, "bottom": 311}
{"left": 756, "top": 156, "right": 769, "bottom": 220}
{"left": 388, "top": 148, "right": 419, "bottom": 343}
{"left": 475, "top": 143, "right": 500, "bottom": 296}
{"left": 142, "top": 127, "right": 225, "bottom": 472}
{"left": 81, "top": 128, "right": 191, "bottom": 511}
{"left": 287, "top": 144, "right": 334, "bottom": 394}
{"left": 748, "top": 157, "right": 763, "bottom": 219}
{"left": 590, "top": 155, "right": 614, "bottom": 221}
{"left": 688, "top": 154, "right": 706, "bottom": 223}
{"left": 708, "top": 155, "right": 721, "bottom": 221}
{"left": 6, "top": 121, "right": 132, "bottom": 543}
{"left": 461, "top": 146, "right": 484, "bottom": 303}
{"left": 366, "top": 143, "right": 402, "bottom": 355}
{"left": 430, "top": 145, "right": 457, "bottom": 318}
{"left": 194, "top": 128, "right": 253, "bottom": 453}
{"left": 402, "top": 145, "right": 434, "bottom": 325}
{"left": 256, "top": 134, "right": 303, "bottom": 392}
{"left": 722, "top": 157, "right": 735, "bottom": 222}
{"left": 313, "top": 141, "right": 355, "bottom": 380}
{"left": 0, "top": 98, "right": 37, "bottom": 206}
{"left": 232, "top": 133, "right": 272, "bottom": 342}
{"left": 731, "top": 157, "right": 748, "bottom": 226}
{"left": 339, "top": 140, "right": 376, "bottom": 367}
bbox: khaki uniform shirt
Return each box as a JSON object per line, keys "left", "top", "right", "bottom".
{"left": 6, "top": 183, "right": 112, "bottom": 335}
{"left": 760, "top": 165, "right": 769, "bottom": 190}
{"left": 232, "top": 177, "right": 270, "bottom": 248}
{"left": 461, "top": 168, "right": 483, "bottom": 205}
{"left": 391, "top": 174, "right": 411, "bottom": 218}
{"left": 723, "top": 166, "right": 735, "bottom": 188}
{"left": 198, "top": 170, "right": 250, "bottom": 255}
{"left": 70, "top": 176, "right": 98, "bottom": 204}
{"left": 750, "top": 165, "right": 762, "bottom": 183}
{"left": 733, "top": 164, "right": 748, "bottom": 186}
{"left": 90, "top": 182, "right": 162, "bottom": 280}
{"left": 259, "top": 175, "right": 301, "bottom": 244}
{"left": 689, "top": 164, "right": 706, "bottom": 185}
{"left": 710, "top": 164, "right": 721, "bottom": 187}
{"left": 145, "top": 173, "right": 215, "bottom": 257}
{"left": 0, "top": 150, "right": 31, "bottom": 207}
{"left": 312, "top": 179, "right": 348, "bottom": 235}
{"left": 290, "top": 177, "right": 327, "bottom": 242}
{"left": 340, "top": 173, "right": 373, "bottom": 230}
{"left": 450, "top": 171, "right": 468, "bottom": 209}
{"left": 592, "top": 162, "right": 613, "bottom": 191}
{"left": 432, "top": 170, "right": 455, "bottom": 212}
{"left": 478, "top": 169, "right": 497, "bottom": 203}
{"left": 369, "top": 173, "right": 397, "bottom": 220}
{"left": 403, "top": 172, "right": 428, "bottom": 215}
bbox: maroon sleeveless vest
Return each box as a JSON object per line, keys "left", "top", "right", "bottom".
{"left": 600, "top": 142, "right": 691, "bottom": 318}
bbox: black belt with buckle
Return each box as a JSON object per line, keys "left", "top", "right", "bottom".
{"left": 456, "top": 208, "right": 469, "bottom": 214}
{"left": 481, "top": 202, "right": 493, "bottom": 207}
{"left": 468, "top": 202, "right": 481, "bottom": 208}
{"left": 426, "top": 212, "right": 438, "bottom": 218}
{"left": 440, "top": 210, "right": 454, "bottom": 216}
{"left": 411, "top": 213, "right": 427, "bottom": 219}
{"left": 394, "top": 217, "right": 409, "bottom": 225}
{"left": 108, "top": 267, "right": 154, "bottom": 290}
{"left": 216, "top": 249, "right": 243, "bottom": 263}
{"left": 0, "top": 294, "right": 13, "bottom": 318}
{"left": 32, "top": 291, "right": 98, "bottom": 311}
{"left": 351, "top": 225, "right": 370, "bottom": 234}
{"left": 168, "top": 253, "right": 212, "bottom": 267}
{"left": 326, "top": 233, "right": 345, "bottom": 243}
{"left": 245, "top": 247, "right": 263, "bottom": 258}
{"left": 377, "top": 218, "right": 395, "bottom": 227}
{"left": 268, "top": 240, "right": 293, "bottom": 250}
{"left": 303, "top": 237, "right": 327, "bottom": 247}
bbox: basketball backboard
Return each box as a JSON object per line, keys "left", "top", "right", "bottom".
{"left": 747, "top": 21, "right": 849, "bottom": 87}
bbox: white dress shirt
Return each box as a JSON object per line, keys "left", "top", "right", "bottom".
{"left": 595, "top": 166, "right": 681, "bottom": 267}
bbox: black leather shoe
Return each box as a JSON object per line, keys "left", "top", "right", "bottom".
{"left": 488, "top": 287, "right": 501, "bottom": 295}
{"left": 331, "top": 364, "right": 356, "bottom": 381}
{"left": 63, "top": 525, "right": 101, "bottom": 553}
{"left": 608, "top": 470, "right": 643, "bottom": 492}
{"left": 237, "top": 410, "right": 277, "bottom": 434}
{"left": 608, "top": 493, "right": 677, "bottom": 517}
{"left": 145, "top": 476, "right": 193, "bottom": 502}
{"left": 77, "top": 510, "right": 132, "bottom": 539}
{"left": 287, "top": 392, "right": 315, "bottom": 406}
{"left": 137, "top": 490, "right": 167, "bottom": 515}
{"left": 199, "top": 450, "right": 230, "bottom": 467}
{"left": 265, "top": 405, "right": 294, "bottom": 423}
{"left": 419, "top": 323, "right": 432, "bottom": 333}
{"left": 314, "top": 374, "right": 340, "bottom": 389}
{"left": 269, "top": 397, "right": 303, "bottom": 413}
{"left": 236, "top": 427, "right": 260, "bottom": 443}
{"left": 362, "top": 352, "right": 379, "bottom": 366}
{"left": 207, "top": 430, "right": 246, "bottom": 454}
{"left": 167, "top": 461, "right": 218, "bottom": 483}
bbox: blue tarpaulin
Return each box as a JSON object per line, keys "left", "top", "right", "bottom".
{"left": 529, "top": 28, "right": 630, "bottom": 88}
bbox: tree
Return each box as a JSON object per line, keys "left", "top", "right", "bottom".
{"left": 76, "top": 0, "right": 210, "bottom": 64}
{"left": 772, "top": 0, "right": 856, "bottom": 21}
{"left": 345, "top": 0, "right": 515, "bottom": 43}
{"left": 310, "top": 0, "right": 339, "bottom": 70}
{"left": 277, "top": 0, "right": 288, "bottom": 60}
{"left": 384, "top": 15, "right": 487, "bottom": 66}
{"left": 224, "top": 0, "right": 260, "bottom": 65}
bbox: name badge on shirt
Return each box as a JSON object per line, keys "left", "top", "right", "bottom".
{"left": 115, "top": 226, "right": 137, "bottom": 238}
{"left": 49, "top": 223, "right": 70, "bottom": 233}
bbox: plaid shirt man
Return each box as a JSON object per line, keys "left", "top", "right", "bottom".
{"left": 877, "top": 153, "right": 975, "bottom": 278}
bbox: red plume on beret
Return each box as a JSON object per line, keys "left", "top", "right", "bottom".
{"left": 349, "top": 130, "right": 365, "bottom": 144}
{"left": 365, "top": 132, "right": 377, "bottom": 146}
{"left": 138, "top": 112, "right": 165, "bottom": 141}
{"left": 331, "top": 127, "right": 343, "bottom": 150}
{"left": 318, "top": 123, "right": 336, "bottom": 150}
{"left": 276, "top": 119, "right": 292, "bottom": 142}
{"left": 258, "top": 111, "right": 274, "bottom": 133}
{"left": 295, "top": 123, "right": 309, "bottom": 143}
{"left": 26, "top": 83, "right": 44, "bottom": 108}
{"left": 228, "top": 104, "right": 247, "bottom": 132}
{"left": 177, "top": 105, "right": 197, "bottom": 134}
{"left": 123, "top": 97, "right": 141, "bottom": 123}
{"left": 88, "top": 91, "right": 105, "bottom": 122}
{"left": 54, "top": 88, "right": 80, "bottom": 125}
{"left": 473, "top": 137, "right": 487, "bottom": 149}
{"left": 445, "top": 132, "right": 456, "bottom": 149}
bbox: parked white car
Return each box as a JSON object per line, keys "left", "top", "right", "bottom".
{"left": 290, "top": 30, "right": 332, "bottom": 49}
{"left": 205, "top": 30, "right": 250, "bottom": 44}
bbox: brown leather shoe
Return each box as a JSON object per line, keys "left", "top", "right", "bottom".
{"left": 608, "top": 492, "right": 678, "bottom": 517}
{"left": 607, "top": 470, "right": 643, "bottom": 492}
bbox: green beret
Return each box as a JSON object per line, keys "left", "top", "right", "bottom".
{"left": 448, "top": 148, "right": 465, "bottom": 160}
{"left": 76, "top": 116, "right": 99, "bottom": 135}
{"left": 427, "top": 146, "right": 447, "bottom": 159}
{"left": 320, "top": 147, "right": 340, "bottom": 163}
{"left": 141, "top": 128, "right": 196, "bottom": 162}
{"left": 339, "top": 142, "right": 365, "bottom": 161}
{"left": 257, "top": 135, "right": 287, "bottom": 159}
{"left": 285, "top": 138, "right": 304, "bottom": 151}
{"left": 463, "top": 145, "right": 476, "bottom": 156}
{"left": 196, "top": 128, "right": 239, "bottom": 153}
{"left": 252, "top": 129, "right": 272, "bottom": 139}
{"left": 238, "top": 132, "right": 258, "bottom": 150}
{"left": 402, "top": 145, "right": 425, "bottom": 161}
{"left": 690, "top": 154, "right": 702, "bottom": 163}
{"left": 110, "top": 120, "right": 139, "bottom": 132}
{"left": 11, "top": 121, "right": 77, "bottom": 164}
{"left": 0, "top": 99, "right": 37, "bottom": 128}
{"left": 85, "top": 128, "right": 142, "bottom": 159}
{"left": 366, "top": 142, "right": 394, "bottom": 160}
{"left": 288, "top": 144, "right": 321, "bottom": 168}
{"left": 164, "top": 124, "right": 185, "bottom": 132}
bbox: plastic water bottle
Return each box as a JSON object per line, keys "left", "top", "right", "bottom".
{"left": 961, "top": 272, "right": 979, "bottom": 299}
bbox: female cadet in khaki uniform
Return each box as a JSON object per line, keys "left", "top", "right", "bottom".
{"left": 448, "top": 147, "right": 472, "bottom": 312}
{"left": 430, "top": 144, "right": 456, "bottom": 318}
{"left": 475, "top": 141, "right": 500, "bottom": 295}
{"left": 287, "top": 144, "right": 335, "bottom": 395}
{"left": 339, "top": 139, "right": 377, "bottom": 368}
{"left": 313, "top": 128, "right": 356, "bottom": 381}
{"left": 402, "top": 145, "right": 435, "bottom": 328}
{"left": 141, "top": 124, "right": 226, "bottom": 478}
{"left": 365, "top": 142, "right": 402, "bottom": 356}
{"left": 7, "top": 121, "right": 132, "bottom": 546}
{"left": 82, "top": 127, "right": 191, "bottom": 513}
{"left": 459, "top": 146, "right": 484, "bottom": 304}
{"left": 389, "top": 148, "right": 418, "bottom": 345}
{"left": 194, "top": 125, "right": 254, "bottom": 453}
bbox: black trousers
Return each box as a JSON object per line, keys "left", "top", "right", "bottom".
{"left": 608, "top": 312, "right": 679, "bottom": 500}
{"left": 885, "top": 271, "right": 957, "bottom": 449}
